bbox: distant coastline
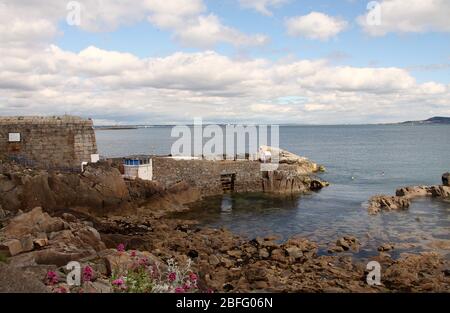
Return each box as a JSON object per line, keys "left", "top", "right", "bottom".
{"left": 396, "top": 116, "right": 450, "bottom": 125}
{"left": 93, "top": 116, "right": 450, "bottom": 129}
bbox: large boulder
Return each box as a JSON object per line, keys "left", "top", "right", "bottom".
{"left": 0, "top": 264, "right": 49, "bottom": 292}
{"left": 442, "top": 172, "right": 449, "bottom": 186}
{"left": 1, "top": 207, "right": 106, "bottom": 265}
{"left": 3, "top": 207, "right": 66, "bottom": 239}
{"left": 368, "top": 195, "right": 410, "bottom": 215}
{"left": 0, "top": 162, "right": 130, "bottom": 213}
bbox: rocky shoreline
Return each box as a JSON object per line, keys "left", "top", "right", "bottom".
{"left": 0, "top": 161, "right": 449, "bottom": 293}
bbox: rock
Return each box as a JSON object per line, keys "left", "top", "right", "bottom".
{"left": 103, "top": 249, "right": 160, "bottom": 276}
{"left": 396, "top": 186, "right": 431, "bottom": 198}
{"left": 285, "top": 247, "right": 303, "bottom": 259}
{"left": 259, "top": 248, "right": 270, "bottom": 259}
{"left": 0, "top": 239, "right": 23, "bottom": 256}
{"left": 83, "top": 280, "right": 112, "bottom": 293}
{"left": 328, "top": 245, "right": 345, "bottom": 253}
{"left": 208, "top": 255, "right": 220, "bottom": 266}
{"left": 227, "top": 250, "right": 242, "bottom": 258}
{"left": 33, "top": 238, "right": 49, "bottom": 248}
{"left": 62, "top": 213, "right": 77, "bottom": 223}
{"left": 442, "top": 173, "right": 449, "bottom": 186}
{"left": 378, "top": 243, "right": 394, "bottom": 252}
{"left": 334, "top": 236, "right": 359, "bottom": 252}
{"left": 0, "top": 264, "right": 49, "bottom": 292}
{"left": 368, "top": 195, "right": 410, "bottom": 214}
{"left": 20, "top": 234, "right": 34, "bottom": 252}
{"left": 310, "top": 179, "right": 330, "bottom": 191}
{"left": 3, "top": 207, "right": 65, "bottom": 238}
{"left": 270, "top": 249, "right": 286, "bottom": 263}
{"left": 396, "top": 184, "right": 450, "bottom": 199}
{"left": 245, "top": 266, "right": 268, "bottom": 283}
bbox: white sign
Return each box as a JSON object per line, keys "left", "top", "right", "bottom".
{"left": 8, "top": 133, "right": 20, "bottom": 142}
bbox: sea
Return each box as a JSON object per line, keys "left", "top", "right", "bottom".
{"left": 96, "top": 124, "right": 450, "bottom": 260}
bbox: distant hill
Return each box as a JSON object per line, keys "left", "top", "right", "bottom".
{"left": 399, "top": 116, "right": 450, "bottom": 125}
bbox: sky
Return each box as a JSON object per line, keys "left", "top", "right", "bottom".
{"left": 0, "top": 0, "right": 449, "bottom": 125}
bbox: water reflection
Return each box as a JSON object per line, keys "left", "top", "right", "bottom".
{"left": 220, "top": 195, "right": 233, "bottom": 214}
{"left": 174, "top": 193, "right": 450, "bottom": 261}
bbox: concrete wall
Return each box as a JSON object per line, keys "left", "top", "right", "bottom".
{"left": 152, "top": 157, "right": 263, "bottom": 196}
{"left": 0, "top": 116, "right": 97, "bottom": 170}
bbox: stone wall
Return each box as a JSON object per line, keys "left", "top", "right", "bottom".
{"left": 0, "top": 116, "right": 97, "bottom": 170}
{"left": 152, "top": 157, "right": 263, "bottom": 196}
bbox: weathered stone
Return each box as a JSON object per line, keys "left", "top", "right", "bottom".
{"left": 286, "top": 247, "right": 303, "bottom": 259}
{"left": 3, "top": 207, "right": 65, "bottom": 238}
{"left": 368, "top": 195, "right": 410, "bottom": 214}
{"left": 20, "top": 234, "right": 34, "bottom": 252}
{"left": 378, "top": 243, "right": 394, "bottom": 252}
{"left": 0, "top": 239, "right": 23, "bottom": 256}
{"left": 259, "top": 248, "right": 270, "bottom": 259}
{"left": 0, "top": 264, "right": 49, "bottom": 292}
{"left": 0, "top": 116, "right": 96, "bottom": 171}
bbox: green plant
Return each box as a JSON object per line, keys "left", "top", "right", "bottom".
{"left": 0, "top": 252, "right": 9, "bottom": 263}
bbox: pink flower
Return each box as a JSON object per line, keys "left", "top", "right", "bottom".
{"left": 168, "top": 272, "right": 177, "bottom": 282}
{"left": 82, "top": 266, "right": 94, "bottom": 282}
{"left": 138, "top": 257, "right": 149, "bottom": 266}
{"left": 130, "top": 250, "right": 137, "bottom": 257}
{"left": 175, "top": 287, "right": 185, "bottom": 293}
{"left": 189, "top": 273, "right": 198, "bottom": 282}
{"left": 117, "top": 243, "right": 125, "bottom": 252}
{"left": 183, "top": 283, "right": 190, "bottom": 290}
{"left": 112, "top": 278, "right": 124, "bottom": 287}
{"left": 207, "top": 288, "right": 214, "bottom": 293}
{"left": 46, "top": 271, "right": 59, "bottom": 285}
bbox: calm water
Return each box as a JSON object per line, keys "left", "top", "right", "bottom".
{"left": 96, "top": 125, "right": 450, "bottom": 259}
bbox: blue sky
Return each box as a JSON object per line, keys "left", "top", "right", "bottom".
{"left": 56, "top": 0, "right": 449, "bottom": 84}
{"left": 1, "top": 0, "right": 450, "bottom": 124}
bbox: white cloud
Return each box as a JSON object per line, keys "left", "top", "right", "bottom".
{"left": 0, "top": 0, "right": 266, "bottom": 49}
{"left": 239, "top": 0, "right": 289, "bottom": 16}
{"left": 358, "top": 0, "right": 450, "bottom": 36}
{"left": 1, "top": 45, "right": 448, "bottom": 124}
{"left": 173, "top": 14, "right": 269, "bottom": 48}
{"left": 286, "top": 12, "right": 348, "bottom": 40}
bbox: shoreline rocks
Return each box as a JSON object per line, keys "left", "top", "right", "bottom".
{"left": 0, "top": 206, "right": 448, "bottom": 293}
{"left": 367, "top": 195, "right": 410, "bottom": 215}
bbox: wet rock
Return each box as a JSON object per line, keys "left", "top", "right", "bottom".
{"left": 396, "top": 184, "right": 450, "bottom": 199}
{"left": 285, "top": 247, "right": 303, "bottom": 259}
{"left": 442, "top": 172, "right": 449, "bottom": 186}
{"left": 396, "top": 186, "right": 431, "bottom": 198}
{"left": 310, "top": 179, "right": 330, "bottom": 191}
{"left": 378, "top": 243, "right": 394, "bottom": 252}
{"left": 368, "top": 195, "right": 410, "bottom": 214}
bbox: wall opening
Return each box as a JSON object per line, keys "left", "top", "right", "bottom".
{"left": 221, "top": 173, "right": 236, "bottom": 193}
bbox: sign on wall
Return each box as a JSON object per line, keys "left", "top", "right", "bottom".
{"left": 8, "top": 133, "right": 21, "bottom": 142}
